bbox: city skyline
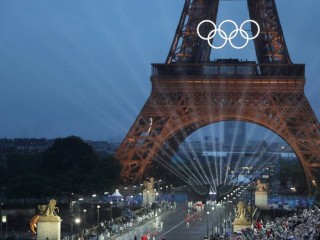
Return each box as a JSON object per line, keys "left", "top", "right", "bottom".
{"left": 1, "top": 0, "right": 319, "bottom": 142}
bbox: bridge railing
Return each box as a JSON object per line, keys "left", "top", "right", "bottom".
{"left": 151, "top": 63, "right": 305, "bottom": 77}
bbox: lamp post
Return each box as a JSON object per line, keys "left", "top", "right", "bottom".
{"left": 223, "top": 197, "right": 227, "bottom": 234}
{"left": 83, "top": 209, "right": 87, "bottom": 232}
{"left": 0, "top": 202, "right": 2, "bottom": 240}
{"left": 157, "top": 179, "right": 162, "bottom": 192}
{"left": 2, "top": 216, "right": 7, "bottom": 240}
{"left": 75, "top": 217, "right": 81, "bottom": 239}
{"left": 0, "top": 190, "right": 3, "bottom": 240}
{"left": 248, "top": 184, "right": 255, "bottom": 229}
{"left": 130, "top": 195, "right": 134, "bottom": 220}
{"left": 206, "top": 211, "right": 210, "bottom": 238}
{"left": 97, "top": 205, "right": 100, "bottom": 225}
{"left": 147, "top": 190, "right": 149, "bottom": 212}
{"left": 69, "top": 199, "right": 75, "bottom": 238}
{"left": 97, "top": 205, "right": 100, "bottom": 238}
{"left": 211, "top": 206, "right": 215, "bottom": 237}
{"left": 216, "top": 202, "right": 221, "bottom": 234}
{"left": 110, "top": 202, "right": 113, "bottom": 222}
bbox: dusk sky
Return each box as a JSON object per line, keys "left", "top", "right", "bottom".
{"left": 1, "top": 0, "right": 319, "bottom": 142}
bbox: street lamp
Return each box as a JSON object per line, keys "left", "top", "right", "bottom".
{"left": 75, "top": 217, "right": 81, "bottom": 239}
{"left": 2, "top": 216, "right": 7, "bottom": 240}
{"left": 158, "top": 179, "right": 162, "bottom": 192}
{"left": 216, "top": 202, "right": 222, "bottom": 234}
{"left": 97, "top": 205, "right": 100, "bottom": 238}
{"left": 211, "top": 206, "right": 215, "bottom": 237}
{"left": 0, "top": 201, "right": 3, "bottom": 240}
{"left": 110, "top": 202, "right": 113, "bottom": 221}
{"left": 97, "top": 205, "right": 100, "bottom": 224}
{"left": 83, "top": 209, "right": 87, "bottom": 231}
{"left": 223, "top": 197, "right": 227, "bottom": 234}
{"left": 147, "top": 190, "right": 150, "bottom": 212}
{"left": 130, "top": 195, "right": 134, "bottom": 220}
{"left": 206, "top": 211, "right": 210, "bottom": 238}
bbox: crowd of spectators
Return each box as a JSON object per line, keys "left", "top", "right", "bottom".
{"left": 205, "top": 206, "right": 320, "bottom": 239}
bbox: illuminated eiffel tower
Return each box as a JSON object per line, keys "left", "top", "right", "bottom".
{"left": 116, "top": 0, "right": 320, "bottom": 186}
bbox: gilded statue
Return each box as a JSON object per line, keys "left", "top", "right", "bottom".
{"left": 30, "top": 199, "right": 60, "bottom": 234}
{"left": 38, "top": 199, "right": 59, "bottom": 216}
{"left": 256, "top": 179, "right": 268, "bottom": 192}
{"left": 235, "top": 201, "right": 247, "bottom": 219}
{"left": 143, "top": 177, "right": 155, "bottom": 192}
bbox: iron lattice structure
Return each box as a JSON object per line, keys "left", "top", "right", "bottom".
{"left": 116, "top": 0, "right": 320, "bottom": 184}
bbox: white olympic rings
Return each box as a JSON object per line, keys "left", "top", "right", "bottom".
{"left": 197, "top": 19, "right": 260, "bottom": 49}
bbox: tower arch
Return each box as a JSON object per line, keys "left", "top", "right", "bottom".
{"left": 115, "top": 0, "right": 320, "bottom": 187}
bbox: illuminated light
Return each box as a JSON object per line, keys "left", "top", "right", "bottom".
{"left": 197, "top": 19, "right": 260, "bottom": 49}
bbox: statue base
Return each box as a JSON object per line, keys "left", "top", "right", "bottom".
{"left": 37, "top": 216, "right": 61, "bottom": 240}
{"left": 143, "top": 190, "right": 156, "bottom": 206}
{"left": 255, "top": 191, "right": 268, "bottom": 210}
{"left": 232, "top": 218, "right": 252, "bottom": 232}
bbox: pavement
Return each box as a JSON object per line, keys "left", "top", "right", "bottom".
{"left": 113, "top": 203, "right": 229, "bottom": 240}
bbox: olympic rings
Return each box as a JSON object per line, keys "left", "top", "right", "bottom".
{"left": 196, "top": 19, "right": 260, "bottom": 49}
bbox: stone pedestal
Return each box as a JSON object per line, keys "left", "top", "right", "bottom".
{"left": 143, "top": 190, "right": 156, "bottom": 206}
{"left": 255, "top": 191, "right": 268, "bottom": 210}
{"left": 232, "top": 218, "right": 252, "bottom": 232}
{"left": 37, "top": 216, "right": 61, "bottom": 240}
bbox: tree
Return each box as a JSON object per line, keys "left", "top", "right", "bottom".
{"left": 39, "top": 136, "right": 121, "bottom": 195}
{"left": 81, "top": 155, "right": 121, "bottom": 193}
{"left": 5, "top": 136, "right": 122, "bottom": 198}
{"left": 7, "top": 174, "right": 51, "bottom": 199}
{"left": 278, "top": 159, "right": 307, "bottom": 191}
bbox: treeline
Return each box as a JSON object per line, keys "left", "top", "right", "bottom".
{"left": 0, "top": 136, "right": 121, "bottom": 199}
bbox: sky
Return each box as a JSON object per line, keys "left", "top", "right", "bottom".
{"left": 0, "top": 0, "right": 320, "bottom": 142}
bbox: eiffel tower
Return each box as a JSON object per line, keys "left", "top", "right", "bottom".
{"left": 116, "top": 0, "right": 320, "bottom": 186}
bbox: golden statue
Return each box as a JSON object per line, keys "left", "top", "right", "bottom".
{"left": 38, "top": 199, "right": 59, "bottom": 216}
{"left": 143, "top": 177, "right": 155, "bottom": 192}
{"left": 256, "top": 179, "right": 268, "bottom": 192}
{"left": 30, "top": 215, "right": 40, "bottom": 234}
{"left": 235, "top": 201, "right": 247, "bottom": 219}
{"left": 30, "top": 199, "right": 60, "bottom": 234}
